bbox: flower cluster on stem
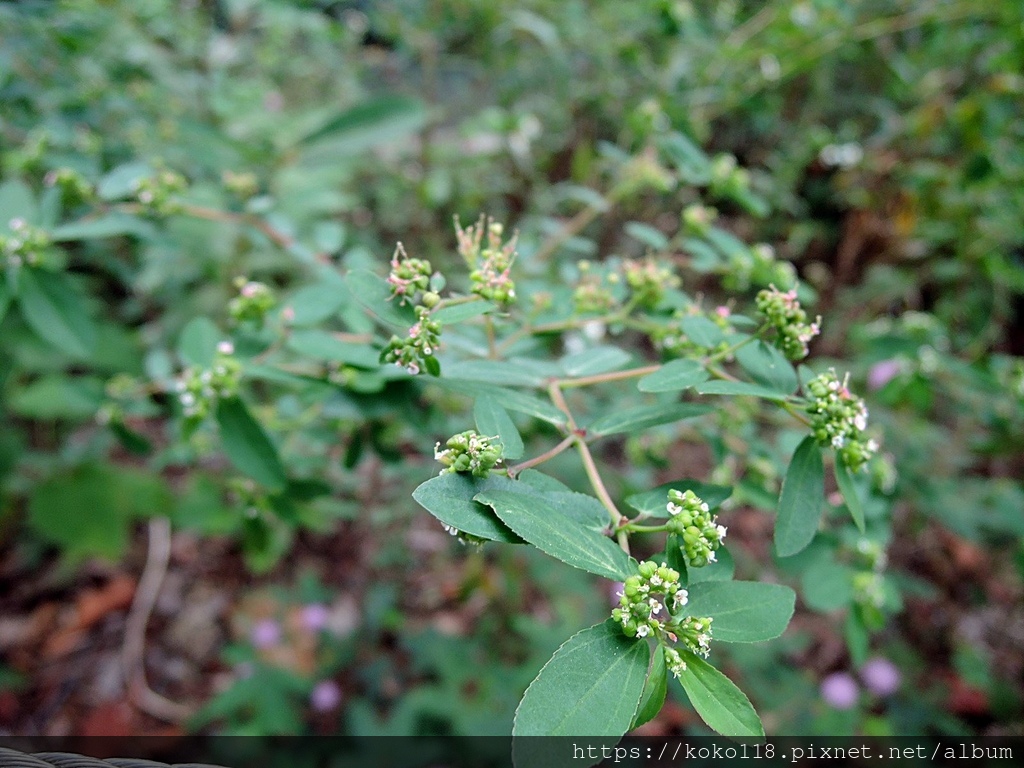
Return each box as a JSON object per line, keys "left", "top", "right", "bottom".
{"left": 665, "top": 489, "right": 726, "bottom": 568}
{"left": 229, "top": 278, "right": 276, "bottom": 326}
{"left": 134, "top": 169, "right": 187, "bottom": 215}
{"left": 612, "top": 560, "right": 713, "bottom": 677}
{"left": 455, "top": 215, "right": 517, "bottom": 305}
{"left": 383, "top": 306, "right": 441, "bottom": 375}
{"left": 805, "top": 370, "right": 878, "bottom": 471}
{"left": 623, "top": 258, "right": 679, "bottom": 309}
{"left": 756, "top": 285, "right": 821, "bottom": 361}
{"left": 434, "top": 430, "right": 503, "bottom": 477}
{"left": 1, "top": 218, "right": 50, "bottom": 268}
{"left": 175, "top": 341, "right": 241, "bottom": 421}
{"left": 386, "top": 242, "right": 433, "bottom": 305}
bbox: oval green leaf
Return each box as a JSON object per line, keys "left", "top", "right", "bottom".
{"left": 215, "top": 397, "right": 287, "bottom": 492}
{"left": 683, "top": 581, "right": 796, "bottom": 643}
{"left": 774, "top": 435, "right": 825, "bottom": 557}
{"left": 695, "top": 380, "right": 791, "bottom": 401}
{"left": 473, "top": 395, "right": 524, "bottom": 460}
{"left": 735, "top": 340, "right": 798, "bottom": 394}
{"left": 513, "top": 619, "right": 649, "bottom": 737}
{"left": 631, "top": 644, "right": 668, "bottom": 730}
{"left": 676, "top": 651, "right": 764, "bottom": 738}
{"left": 587, "top": 402, "right": 712, "bottom": 437}
{"left": 411, "top": 472, "right": 522, "bottom": 543}
{"left": 475, "top": 489, "right": 633, "bottom": 580}
{"left": 834, "top": 454, "right": 866, "bottom": 532}
{"left": 18, "top": 268, "right": 96, "bottom": 358}
{"left": 637, "top": 359, "right": 710, "bottom": 393}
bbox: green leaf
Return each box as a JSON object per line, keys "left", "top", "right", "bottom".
{"left": 626, "top": 479, "right": 732, "bottom": 519}
{"left": 683, "top": 581, "right": 795, "bottom": 643}
{"left": 27, "top": 465, "right": 171, "bottom": 562}
{"left": 97, "top": 162, "right": 152, "bottom": 200}
{"left": 473, "top": 395, "right": 524, "bottom": 460}
{"left": 775, "top": 436, "right": 825, "bottom": 557}
{"left": 513, "top": 619, "right": 649, "bottom": 737}
{"left": 431, "top": 379, "right": 567, "bottom": 425}
{"left": 834, "top": 455, "right": 866, "bottom": 532}
{"left": 800, "top": 558, "right": 855, "bottom": 612}
{"left": 411, "top": 473, "right": 522, "bottom": 543}
{"left": 656, "top": 132, "right": 711, "bottom": 184}
{"left": 445, "top": 359, "right": 544, "bottom": 387}
{"left": 177, "top": 316, "right": 221, "bottom": 368}
{"left": 0, "top": 277, "right": 10, "bottom": 324}
{"left": 8, "top": 375, "right": 104, "bottom": 420}
{"left": 735, "top": 341, "right": 798, "bottom": 394}
{"left": 215, "top": 397, "right": 287, "bottom": 491}
{"left": 300, "top": 95, "right": 426, "bottom": 151}
{"left": 561, "top": 345, "right": 632, "bottom": 377}
{"left": 475, "top": 490, "right": 634, "bottom": 580}
{"left": 686, "top": 545, "right": 735, "bottom": 584}
{"left": 517, "top": 469, "right": 572, "bottom": 493}
{"left": 695, "top": 380, "right": 792, "bottom": 401}
{"left": 282, "top": 282, "right": 348, "bottom": 326}
{"left": 676, "top": 651, "right": 764, "bottom": 737}
{"left": 637, "top": 359, "right": 709, "bottom": 393}
{"left": 587, "top": 402, "right": 712, "bottom": 437}
{"left": 18, "top": 268, "right": 95, "bottom": 358}
{"left": 286, "top": 329, "right": 380, "bottom": 369}
{"left": 624, "top": 221, "right": 669, "bottom": 251}
{"left": 679, "top": 316, "right": 726, "bottom": 348}
{"left": 0, "top": 179, "right": 38, "bottom": 226}
{"left": 431, "top": 299, "right": 495, "bottom": 324}
{"left": 631, "top": 644, "right": 668, "bottom": 730}
{"left": 51, "top": 214, "right": 154, "bottom": 241}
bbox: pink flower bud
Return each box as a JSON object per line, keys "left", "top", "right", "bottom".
{"left": 860, "top": 656, "right": 900, "bottom": 696}
{"left": 310, "top": 680, "right": 342, "bottom": 712}
{"left": 868, "top": 359, "right": 901, "bottom": 391}
{"left": 250, "top": 618, "right": 281, "bottom": 649}
{"left": 820, "top": 672, "right": 859, "bottom": 710}
{"left": 301, "top": 603, "right": 330, "bottom": 632}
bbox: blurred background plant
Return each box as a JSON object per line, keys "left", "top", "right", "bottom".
{"left": 0, "top": 0, "right": 1022, "bottom": 738}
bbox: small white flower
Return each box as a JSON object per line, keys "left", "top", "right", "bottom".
{"left": 636, "top": 624, "right": 650, "bottom": 638}
{"left": 217, "top": 340, "right": 235, "bottom": 355}
{"left": 717, "top": 524, "right": 728, "bottom": 541}
{"left": 832, "top": 434, "right": 846, "bottom": 449}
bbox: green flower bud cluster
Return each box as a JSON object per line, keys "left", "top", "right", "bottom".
{"left": 221, "top": 170, "right": 259, "bottom": 199}
{"left": 383, "top": 306, "right": 441, "bottom": 375}
{"left": 434, "top": 430, "right": 502, "bottom": 477}
{"left": 611, "top": 560, "right": 714, "bottom": 677}
{"left": 455, "top": 215, "right": 518, "bottom": 305}
{"left": 805, "top": 370, "right": 878, "bottom": 472}
{"left": 386, "top": 242, "right": 433, "bottom": 305}
{"left": 665, "top": 489, "right": 726, "bottom": 568}
{"left": 722, "top": 243, "right": 798, "bottom": 292}
{"left": 756, "top": 285, "right": 821, "bottom": 361}
{"left": 229, "top": 278, "right": 276, "bottom": 326}
{"left": 1, "top": 218, "right": 50, "bottom": 268}
{"left": 709, "top": 153, "right": 750, "bottom": 199}
{"left": 134, "top": 169, "right": 187, "bottom": 215}
{"left": 175, "top": 341, "right": 241, "bottom": 421}
{"left": 617, "top": 150, "right": 675, "bottom": 196}
{"left": 45, "top": 167, "right": 94, "bottom": 201}
{"left": 623, "top": 258, "right": 679, "bottom": 309}
{"left": 612, "top": 561, "right": 685, "bottom": 640}
{"left": 681, "top": 203, "right": 717, "bottom": 236}
{"left": 573, "top": 262, "right": 618, "bottom": 314}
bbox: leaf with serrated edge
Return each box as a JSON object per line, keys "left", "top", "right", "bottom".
{"left": 475, "top": 490, "right": 633, "bottom": 580}
{"left": 834, "top": 455, "right": 866, "bottom": 532}
{"left": 682, "top": 581, "right": 795, "bottom": 642}
{"left": 774, "top": 436, "right": 825, "bottom": 557}
{"left": 412, "top": 473, "right": 522, "bottom": 543}
{"left": 638, "top": 359, "right": 710, "bottom": 393}
{"left": 677, "top": 651, "right": 764, "bottom": 737}
{"left": 513, "top": 620, "right": 649, "bottom": 737}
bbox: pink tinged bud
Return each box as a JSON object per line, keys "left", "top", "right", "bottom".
{"left": 868, "top": 359, "right": 901, "bottom": 391}
{"left": 310, "top": 680, "right": 342, "bottom": 712}
{"left": 861, "top": 657, "right": 901, "bottom": 696}
{"left": 820, "top": 672, "right": 860, "bottom": 710}
{"left": 301, "top": 603, "right": 330, "bottom": 632}
{"left": 250, "top": 618, "right": 281, "bottom": 649}
{"left": 282, "top": 306, "right": 295, "bottom": 322}
{"left": 715, "top": 306, "right": 730, "bottom": 318}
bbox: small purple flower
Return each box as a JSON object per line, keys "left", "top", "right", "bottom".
{"left": 860, "top": 656, "right": 900, "bottom": 697}
{"left": 250, "top": 618, "right": 281, "bottom": 649}
{"left": 301, "top": 603, "right": 330, "bottom": 632}
{"left": 820, "top": 672, "right": 859, "bottom": 710}
{"left": 867, "top": 359, "right": 902, "bottom": 391}
{"left": 310, "top": 680, "right": 342, "bottom": 712}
